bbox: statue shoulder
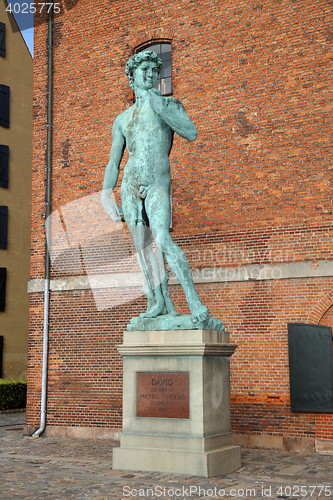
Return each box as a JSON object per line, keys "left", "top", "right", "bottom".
{"left": 112, "top": 107, "right": 132, "bottom": 135}
{"left": 114, "top": 107, "right": 131, "bottom": 124}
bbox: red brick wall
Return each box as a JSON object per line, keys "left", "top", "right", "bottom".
{"left": 28, "top": 0, "right": 333, "bottom": 441}
{"left": 315, "top": 414, "right": 333, "bottom": 441}
{"left": 27, "top": 277, "right": 333, "bottom": 437}
{"left": 320, "top": 304, "right": 333, "bottom": 330}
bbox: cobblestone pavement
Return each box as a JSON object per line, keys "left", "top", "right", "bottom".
{"left": 1, "top": 412, "right": 332, "bottom": 500}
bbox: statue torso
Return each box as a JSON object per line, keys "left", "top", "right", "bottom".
{"left": 120, "top": 99, "right": 173, "bottom": 188}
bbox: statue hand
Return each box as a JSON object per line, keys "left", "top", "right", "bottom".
{"left": 101, "top": 194, "right": 123, "bottom": 222}
{"left": 148, "top": 88, "right": 165, "bottom": 115}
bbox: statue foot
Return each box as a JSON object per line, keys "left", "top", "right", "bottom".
{"left": 190, "top": 302, "right": 209, "bottom": 324}
{"left": 140, "top": 301, "right": 165, "bottom": 318}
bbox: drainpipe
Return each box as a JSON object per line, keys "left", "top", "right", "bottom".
{"left": 33, "top": 4, "right": 53, "bottom": 437}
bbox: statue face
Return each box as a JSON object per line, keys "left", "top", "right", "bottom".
{"left": 133, "top": 60, "right": 159, "bottom": 91}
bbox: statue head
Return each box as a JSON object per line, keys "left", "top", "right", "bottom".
{"left": 126, "top": 51, "right": 163, "bottom": 91}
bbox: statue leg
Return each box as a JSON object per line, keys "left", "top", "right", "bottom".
{"left": 130, "top": 221, "right": 166, "bottom": 318}
{"left": 145, "top": 186, "right": 209, "bottom": 324}
{"left": 121, "top": 180, "right": 177, "bottom": 318}
{"left": 160, "top": 255, "right": 178, "bottom": 315}
{"left": 158, "top": 231, "right": 209, "bottom": 323}
{"left": 121, "top": 180, "right": 166, "bottom": 317}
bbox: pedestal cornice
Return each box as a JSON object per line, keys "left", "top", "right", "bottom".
{"left": 117, "top": 343, "right": 237, "bottom": 357}
{"left": 117, "top": 329, "right": 237, "bottom": 357}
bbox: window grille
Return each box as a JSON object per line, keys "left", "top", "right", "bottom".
{"left": 0, "top": 206, "right": 8, "bottom": 249}
{"left": 139, "top": 43, "right": 172, "bottom": 95}
{"left": 0, "top": 23, "right": 5, "bottom": 57}
{"left": 0, "top": 268, "right": 6, "bottom": 312}
{"left": 0, "top": 145, "right": 9, "bottom": 188}
{"left": 0, "top": 85, "right": 10, "bottom": 128}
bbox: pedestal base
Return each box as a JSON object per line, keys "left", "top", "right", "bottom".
{"left": 113, "top": 329, "right": 241, "bottom": 477}
{"left": 128, "top": 313, "right": 225, "bottom": 331}
{"left": 113, "top": 442, "right": 241, "bottom": 477}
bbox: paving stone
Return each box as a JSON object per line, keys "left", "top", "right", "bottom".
{"left": 1, "top": 412, "right": 333, "bottom": 499}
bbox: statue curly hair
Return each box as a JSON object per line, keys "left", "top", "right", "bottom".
{"left": 126, "top": 51, "right": 163, "bottom": 91}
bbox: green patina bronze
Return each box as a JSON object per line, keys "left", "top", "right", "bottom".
{"left": 101, "top": 51, "right": 224, "bottom": 331}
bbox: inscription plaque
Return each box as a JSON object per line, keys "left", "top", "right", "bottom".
{"left": 137, "top": 372, "right": 190, "bottom": 419}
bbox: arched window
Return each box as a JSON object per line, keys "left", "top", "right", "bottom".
{"left": 138, "top": 43, "right": 172, "bottom": 95}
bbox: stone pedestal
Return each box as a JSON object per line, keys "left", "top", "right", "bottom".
{"left": 113, "top": 329, "right": 241, "bottom": 477}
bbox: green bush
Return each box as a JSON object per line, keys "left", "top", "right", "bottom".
{"left": 0, "top": 379, "right": 27, "bottom": 411}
